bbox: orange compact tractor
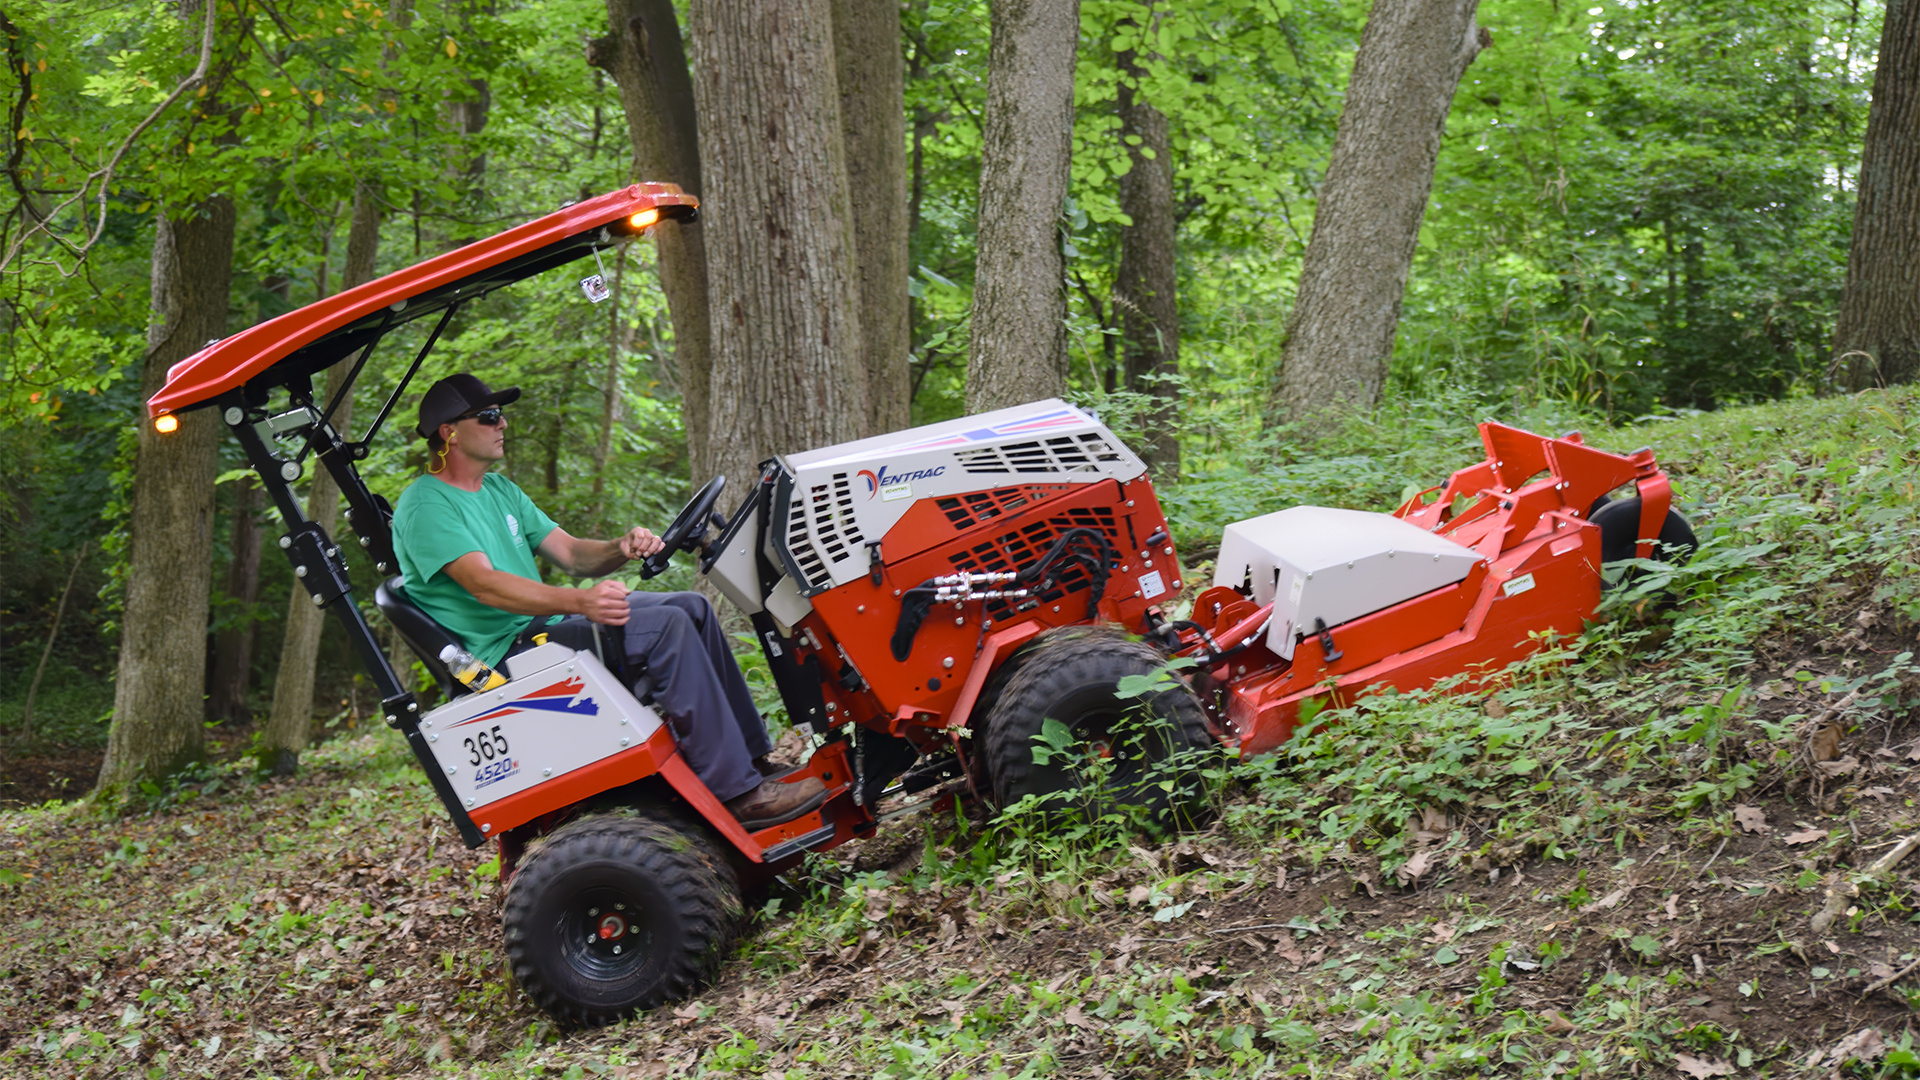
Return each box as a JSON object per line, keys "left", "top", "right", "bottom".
{"left": 150, "top": 185, "right": 1693, "bottom": 1023}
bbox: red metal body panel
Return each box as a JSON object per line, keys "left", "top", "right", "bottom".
{"left": 805, "top": 476, "right": 1179, "bottom": 733}
{"left": 1204, "top": 423, "right": 1669, "bottom": 757}
{"left": 148, "top": 184, "right": 696, "bottom": 417}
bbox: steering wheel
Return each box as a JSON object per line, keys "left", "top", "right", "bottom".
{"left": 638, "top": 475, "right": 726, "bottom": 579}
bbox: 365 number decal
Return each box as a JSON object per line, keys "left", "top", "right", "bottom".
{"left": 463, "top": 725, "right": 511, "bottom": 766}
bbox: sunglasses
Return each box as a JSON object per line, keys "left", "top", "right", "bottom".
{"left": 458, "top": 407, "right": 506, "bottom": 427}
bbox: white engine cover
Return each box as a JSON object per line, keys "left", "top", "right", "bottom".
{"left": 417, "top": 644, "right": 664, "bottom": 812}
{"left": 773, "top": 398, "right": 1146, "bottom": 594}
{"left": 1213, "top": 506, "right": 1483, "bottom": 660}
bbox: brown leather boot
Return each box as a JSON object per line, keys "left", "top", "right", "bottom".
{"left": 725, "top": 775, "right": 828, "bottom": 830}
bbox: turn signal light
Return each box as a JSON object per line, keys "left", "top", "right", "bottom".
{"left": 627, "top": 208, "right": 661, "bottom": 231}
{"left": 154, "top": 414, "right": 179, "bottom": 434}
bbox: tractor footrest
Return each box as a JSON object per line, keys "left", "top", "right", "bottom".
{"left": 761, "top": 825, "right": 837, "bottom": 864}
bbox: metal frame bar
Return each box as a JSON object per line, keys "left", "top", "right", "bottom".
{"left": 224, "top": 386, "right": 486, "bottom": 848}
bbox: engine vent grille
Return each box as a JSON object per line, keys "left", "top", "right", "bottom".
{"left": 785, "top": 471, "right": 866, "bottom": 591}
{"left": 946, "top": 507, "right": 1119, "bottom": 622}
{"left": 954, "top": 432, "right": 1122, "bottom": 475}
{"left": 934, "top": 487, "right": 1035, "bottom": 531}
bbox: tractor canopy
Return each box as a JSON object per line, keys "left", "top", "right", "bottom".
{"left": 147, "top": 183, "right": 697, "bottom": 419}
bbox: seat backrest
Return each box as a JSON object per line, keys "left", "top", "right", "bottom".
{"left": 374, "top": 577, "right": 465, "bottom": 700}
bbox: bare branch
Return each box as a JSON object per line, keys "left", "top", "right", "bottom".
{"left": 0, "top": 0, "right": 217, "bottom": 276}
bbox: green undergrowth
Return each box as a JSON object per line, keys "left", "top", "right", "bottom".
{"left": 6, "top": 388, "right": 1920, "bottom": 1078}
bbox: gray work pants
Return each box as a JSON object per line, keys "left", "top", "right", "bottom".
{"left": 510, "top": 591, "right": 768, "bottom": 802}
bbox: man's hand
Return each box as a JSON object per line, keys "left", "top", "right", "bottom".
{"left": 618, "top": 526, "right": 665, "bottom": 561}
{"left": 579, "top": 579, "right": 633, "bottom": 625}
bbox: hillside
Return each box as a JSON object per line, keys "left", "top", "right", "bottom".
{"left": 4, "top": 388, "right": 1920, "bottom": 1079}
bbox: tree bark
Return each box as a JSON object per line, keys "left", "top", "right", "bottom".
{"left": 690, "top": 0, "right": 869, "bottom": 492}
{"left": 1270, "top": 0, "right": 1485, "bottom": 431}
{"left": 833, "top": 0, "right": 911, "bottom": 434}
{"left": 1835, "top": 0, "right": 1920, "bottom": 390}
{"left": 260, "top": 184, "right": 381, "bottom": 775}
{"left": 965, "top": 0, "right": 1079, "bottom": 414}
{"left": 1115, "top": 44, "right": 1179, "bottom": 477}
{"left": 206, "top": 478, "right": 262, "bottom": 724}
{"left": 97, "top": 196, "right": 235, "bottom": 797}
{"left": 590, "top": 0, "right": 715, "bottom": 481}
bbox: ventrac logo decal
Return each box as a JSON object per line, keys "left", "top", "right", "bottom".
{"left": 857, "top": 464, "right": 945, "bottom": 501}
{"left": 449, "top": 674, "right": 598, "bottom": 727}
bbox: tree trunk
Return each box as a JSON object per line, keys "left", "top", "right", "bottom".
{"left": 965, "top": 0, "right": 1079, "bottom": 414}
{"left": 97, "top": 196, "right": 235, "bottom": 798}
{"left": 259, "top": 185, "right": 381, "bottom": 775}
{"left": 1115, "top": 44, "right": 1179, "bottom": 477}
{"left": 593, "top": 244, "right": 632, "bottom": 506}
{"left": 833, "top": 0, "right": 911, "bottom": 434}
{"left": 690, "top": 0, "right": 869, "bottom": 492}
{"left": 1270, "top": 0, "right": 1484, "bottom": 431}
{"left": 1835, "top": 0, "right": 1920, "bottom": 390}
{"left": 206, "top": 477, "right": 262, "bottom": 724}
{"left": 590, "top": 0, "right": 716, "bottom": 481}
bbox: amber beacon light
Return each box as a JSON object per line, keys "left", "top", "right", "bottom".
{"left": 154, "top": 414, "right": 179, "bottom": 434}
{"left": 627, "top": 208, "right": 660, "bottom": 231}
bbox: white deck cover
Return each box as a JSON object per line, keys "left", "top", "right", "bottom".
{"left": 1213, "top": 506, "right": 1483, "bottom": 660}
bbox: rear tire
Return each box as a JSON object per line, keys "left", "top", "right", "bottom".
{"left": 982, "top": 629, "right": 1215, "bottom": 825}
{"left": 1589, "top": 496, "right": 1697, "bottom": 576}
{"left": 502, "top": 812, "right": 741, "bottom": 1025}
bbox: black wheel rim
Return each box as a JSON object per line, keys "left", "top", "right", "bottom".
{"left": 554, "top": 885, "right": 654, "bottom": 983}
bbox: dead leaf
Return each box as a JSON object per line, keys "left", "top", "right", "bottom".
{"left": 1484, "top": 698, "right": 1509, "bottom": 719}
{"left": 1811, "top": 723, "right": 1843, "bottom": 763}
{"left": 1428, "top": 921, "right": 1456, "bottom": 944}
{"left": 1816, "top": 755, "right": 1859, "bottom": 777}
{"left": 1273, "top": 935, "right": 1304, "bottom": 966}
{"left": 1125, "top": 884, "right": 1152, "bottom": 906}
{"left": 1580, "top": 885, "right": 1631, "bottom": 914}
{"left": 1063, "top": 1003, "right": 1093, "bottom": 1029}
{"left": 1825, "top": 1027, "right": 1887, "bottom": 1066}
{"left": 1539, "top": 1009, "right": 1575, "bottom": 1035}
{"left": 1784, "top": 828, "right": 1830, "bottom": 846}
{"left": 1674, "top": 1052, "right": 1735, "bottom": 1078}
{"left": 1665, "top": 894, "right": 1680, "bottom": 920}
{"left": 1857, "top": 608, "right": 1880, "bottom": 630}
{"left": 1396, "top": 849, "right": 1436, "bottom": 886}
{"left": 1733, "top": 804, "right": 1768, "bottom": 833}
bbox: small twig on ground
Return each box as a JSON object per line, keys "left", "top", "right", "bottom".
{"left": 1811, "top": 831, "right": 1920, "bottom": 935}
{"left": 1863, "top": 954, "right": 1920, "bottom": 997}
{"left": 1205, "top": 922, "right": 1317, "bottom": 936}
{"left": 1696, "top": 835, "right": 1732, "bottom": 879}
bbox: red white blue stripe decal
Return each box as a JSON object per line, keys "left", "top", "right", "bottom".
{"left": 447, "top": 675, "right": 599, "bottom": 727}
{"left": 892, "top": 407, "right": 1083, "bottom": 452}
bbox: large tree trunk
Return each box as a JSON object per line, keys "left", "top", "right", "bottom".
{"left": 833, "top": 0, "right": 911, "bottom": 434}
{"left": 1270, "top": 0, "right": 1484, "bottom": 431}
{"left": 965, "top": 0, "right": 1079, "bottom": 414}
{"left": 690, "top": 0, "right": 868, "bottom": 492}
{"left": 589, "top": 0, "right": 716, "bottom": 480}
{"left": 1115, "top": 44, "right": 1179, "bottom": 477}
{"left": 1835, "top": 0, "right": 1920, "bottom": 390}
{"left": 259, "top": 185, "right": 381, "bottom": 775}
{"left": 97, "top": 196, "right": 235, "bottom": 798}
{"left": 206, "top": 477, "right": 262, "bottom": 724}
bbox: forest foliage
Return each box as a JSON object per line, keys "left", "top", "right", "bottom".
{"left": 0, "top": 0, "right": 1887, "bottom": 745}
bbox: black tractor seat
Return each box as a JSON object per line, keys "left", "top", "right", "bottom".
{"left": 374, "top": 576, "right": 466, "bottom": 700}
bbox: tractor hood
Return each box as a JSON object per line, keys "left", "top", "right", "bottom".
{"left": 147, "top": 184, "right": 697, "bottom": 418}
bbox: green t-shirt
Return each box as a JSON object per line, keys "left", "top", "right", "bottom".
{"left": 392, "top": 472, "right": 559, "bottom": 667}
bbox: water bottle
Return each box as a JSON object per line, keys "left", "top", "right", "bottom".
{"left": 439, "top": 643, "right": 508, "bottom": 691}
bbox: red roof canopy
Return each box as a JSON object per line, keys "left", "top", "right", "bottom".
{"left": 148, "top": 184, "right": 696, "bottom": 417}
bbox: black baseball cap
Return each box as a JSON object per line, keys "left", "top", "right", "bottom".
{"left": 416, "top": 373, "right": 521, "bottom": 438}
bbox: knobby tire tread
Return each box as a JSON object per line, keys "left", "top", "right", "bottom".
{"left": 502, "top": 812, "right": 741, "bottom": 1026}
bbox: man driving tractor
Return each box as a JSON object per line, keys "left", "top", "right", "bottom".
{"left": 392, "top": 372, "right": 827, "bottom": 829}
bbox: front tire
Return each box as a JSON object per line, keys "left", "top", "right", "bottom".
{"left": 982, "top": 629, "right": 1215, "bottom": 825}
{"left": 502, "top": 812, "right": 741, "bottom": 1026}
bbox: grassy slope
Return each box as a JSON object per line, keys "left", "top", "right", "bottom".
{"left": 3, "top": 388, "right": 1920, "bottom": 1079}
